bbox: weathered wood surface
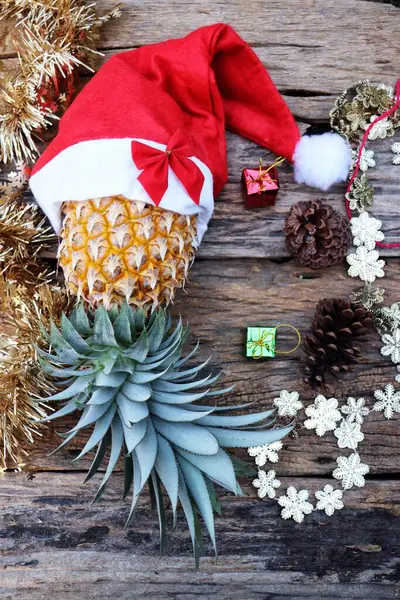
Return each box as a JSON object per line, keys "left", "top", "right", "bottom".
{"left": 1, "top": 1, "right": 400, "bottom": 598}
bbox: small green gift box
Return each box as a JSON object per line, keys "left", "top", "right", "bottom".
{"left": 246, "top": 327, "right": 276, "bottom": 359}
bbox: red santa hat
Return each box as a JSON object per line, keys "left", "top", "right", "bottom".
{"left": 30, "top": 23, "right": 351, "bottom": 242}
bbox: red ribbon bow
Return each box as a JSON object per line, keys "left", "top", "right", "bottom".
{"left": 131, "top": 130, "right": 205, "bottom": 206}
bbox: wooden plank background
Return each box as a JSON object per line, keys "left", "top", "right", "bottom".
{"left": 1, "top": 1, "right": 400, "bottom": 599}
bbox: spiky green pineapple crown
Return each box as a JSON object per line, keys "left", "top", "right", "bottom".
{"left": 38, "top": 303, "right": 290, "bottom": 564}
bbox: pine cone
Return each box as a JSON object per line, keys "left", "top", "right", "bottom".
{"left": 303, "top": 298, "right": 373, "bottom": 388}
{"left": 284, "top": 200, "right": 351, "bottom": 269}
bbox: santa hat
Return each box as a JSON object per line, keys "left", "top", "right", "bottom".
{"left": 30, "top": 23, "right": 351, "bottom": 242}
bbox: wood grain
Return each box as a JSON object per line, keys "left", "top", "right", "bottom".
{"left": 1, "top": 472, "right": 399, "bottom": 599}
{"left": 1, "top": 1, "right": 400, "bottom": 597}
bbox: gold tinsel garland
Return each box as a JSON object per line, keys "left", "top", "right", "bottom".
{"left": 0, "top": 0, "right": 121, "bottom": 163}
{"left": 0, "top": 281, "right": 73, "bottom": 471}
{"left": 0, "top": 1, "right": 121, "bottom": 469}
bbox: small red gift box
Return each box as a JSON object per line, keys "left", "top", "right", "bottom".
{"left": 242, "top": 162, "right": 279, "bottom": 208}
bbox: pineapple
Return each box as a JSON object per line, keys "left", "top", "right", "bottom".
{"left": 58, "top": 195, "right": 197, "bottom": 311}
{"left": 38, "top": 304, "right": 291, "bottom": 564}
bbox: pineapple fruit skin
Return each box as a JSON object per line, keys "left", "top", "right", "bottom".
{"left": 58, "top": 195, "right": 197, "bottom": 311}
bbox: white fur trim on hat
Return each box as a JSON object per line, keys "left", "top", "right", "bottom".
{"left": 293, "top": 132, "right": 352, "bottom": 191}
{"left": 29, "top": 138, "right": 214, "bottom": 243}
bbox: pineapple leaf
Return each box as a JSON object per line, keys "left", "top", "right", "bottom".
{"left": 95, "top": 371, "right": 127, "bottom": 387}
{"left": 196, "top": 408, "right": 275, "bottom": 428}
{"left": 151, "top": 373, "right": 217, "bottom": 393}
{"left": 174, "top": 339, "right": 199, "bottom": 368}
{"left": 229, "top": 454, "right": 257, "bottom": 478}
{"left": 129, "top": 366, "right": 170, "bottom": 384}
{"left": 147, "top": 310, "right": 166, "bottom": 353}
{"left": 148, "top": 401, "right": 214, "bottom": 423}
{"left": 151, "top": 389, "right": 210, "bottom": 405}
{"left": 123, "top": 453, "right": 134, "bottom": 499}
{"left": 84, "top": 430, "right": 111, "bottom": 483}
{"left": 162, "top": 357, "right": 210, "bottom": 381}
{"left": 93, "top": 306, "right": 118, "bottom": 347}
{"left": 150, "top": 471, "right": 167, "bottom": 555}
{"left": 124, "top": 328, "right": 149, "bottom": 362}
{"left": 204, "top": 385, "right": 236, "bottom": 398}
{"left": 69, "top": 304, "right": 91, "bottom": 337}
{"left": 153, "top": 417, "right": 219, "bottom": 456}
{"left": 177, "top": 467, "right": 203, "bottom": 568}
{"left": 126, "top": 453, "right": 143, "bottom": 527}
{"left": 204, "top": 479, "right": 222, "bottom": 515}
{"left": 120, "top": 417, "right": 147, "bottom": 453}
{"left": 177, "top": 455, "right": 217, "bottom": 554}
{"left": 177, "top": 447, "right": 237, "bottom": 494}
{"left": 38, "top": 398, "right": 79, "bottom": 422}
{"left": 116, "top": 393, "right": 149, "bottom": 426}
{"left": 154, "top": 434, "right": 179, "bottom": 518}
{"left": 93, "top": 418, "right": 124, "bottom": 503}
{"left": 121, "top": 381, "right": 151, "bottom": 402}
{"left": 44, "top": 376, "right": 92, "bottom": 402}
{"left": 206, "top": 425, "right": 292, "bottom": 448}
{"left": 71, "top": 402, "right": 113, "bottom": 432}
{"left": 113, "top": 304, "right": 133, "bottom": 346}
{"left": 61, "top": 314, "right": 93, "bottom": 355}
{"left": 133, "top": 309, "right": 145, "bottom": 331}
{"left": 134, "top": 418, "right": 158, "bottom": 488}
{"left": 50, "top": 322, "right": 82, "bottom": 362}
{"left": 159, "top": 317, "right": 183, "bottom": 351}
{"left": 72, "top": 405, "right": 117, "bottom": 461}
{"left": 87, "top": 387, "right": 117, "bottom": 405}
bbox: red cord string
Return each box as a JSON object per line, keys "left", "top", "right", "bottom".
{"left": 345, "top": 79, "right": 400, "bottom": 249}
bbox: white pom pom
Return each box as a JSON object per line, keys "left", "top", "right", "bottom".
{"left": 293, "top": 132, "right": 352, "bottom": 191}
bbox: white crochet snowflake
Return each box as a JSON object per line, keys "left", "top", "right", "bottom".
{"left": 252, "top": 469, "right": 281, "bottom": 499}
{"left": 381, "top": 328, "right": 400, "bottom": 364}
{"left": 392, "top": 142, "right": 400, "bottom": 165}
{"left": 315, "top": 484, "right": 344, "bottom": 516}
{"left": 247, "top": 440, "right": 283, "bottom": 466}
{"left": 277, "top": 486, "right": 314, "bottom": 523}
{"left": 373, "top": 383, "right": 400, "bottom": 419}
{"left": 347, "top": 247, "right": 385, "bottom": 283}
{"left": 368, "top": 116, "right": 393, "bottom": 140}
{"left": 273, "top": 390, "right": 303, "bottom": 417}
{"left": 333, "top": 453, "right": 369, "bottom": 490}
{"left": 350, "top": 212, "right": 384, "bottom": 251}
{"left": 395, "top": 366, "right": 400, "bottom": 384}
{"left": 352, "top": 148, "right": 376, "bottom": 172}
{"left": 341, "top": 397, "right": 370, "bottom": 424}
{"left": 304, "top": 395, "right": 341, "bottom": 437}
{"left": 334, "top": 420, "right": 364, "bottom": 450}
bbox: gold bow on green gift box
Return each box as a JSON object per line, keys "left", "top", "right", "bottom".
{"left": 246, "top": 325, "right": 301, "bottom": 359}
{"left": 246, "top": 327, "right": 276, "bottom": 358}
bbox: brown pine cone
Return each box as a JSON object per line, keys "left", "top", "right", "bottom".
{"left": 284, "top": 200, "right": 351, "bottom": 269}
{"left": 303, "top": 298, "right": 373, "bottom": 389}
